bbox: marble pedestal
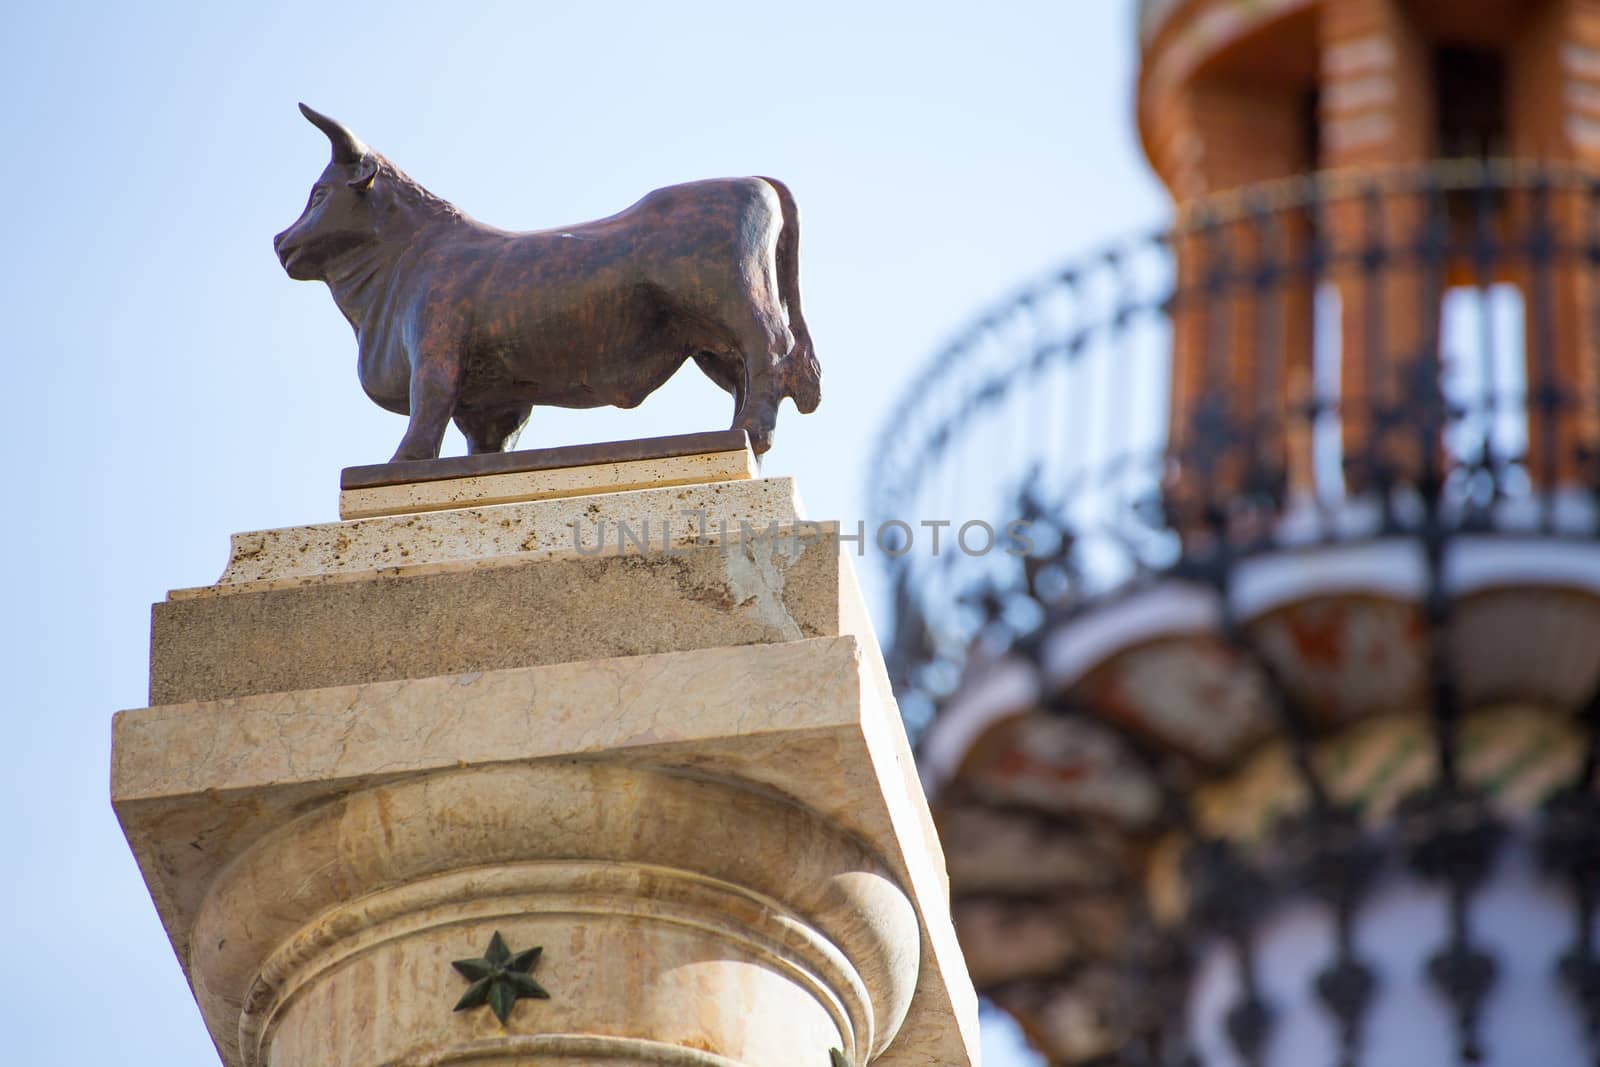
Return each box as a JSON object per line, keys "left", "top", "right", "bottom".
{"left": 112, "top": 450, "right": 978, "bottom": 1067}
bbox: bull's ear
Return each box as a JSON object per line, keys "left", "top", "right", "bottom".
{"left": 347, "top": 156, "right": 378, "bottom": 192}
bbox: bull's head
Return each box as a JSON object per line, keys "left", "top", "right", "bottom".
{"left": 273, "top": 104, "right": 382, "bottom": 281}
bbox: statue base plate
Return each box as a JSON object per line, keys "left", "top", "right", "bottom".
{"left": 339, "top": 430, "right": 755, "bottom": 519}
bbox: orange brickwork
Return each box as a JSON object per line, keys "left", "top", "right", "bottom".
{"left": 1318, "top": 0, "right": 1434, "bottom": 488}
{"left": 1139, "top": 0, "right": 1600, "bottom": 492}
{"left": 1509, "top": 1, "right": 1600, "bottom": 481}
{"left": 1165, "top": 91, "right": 1316, "bottom": 499}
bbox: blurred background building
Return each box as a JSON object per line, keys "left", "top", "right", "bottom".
{"left": 874, "top": 1, "right": 1600, "bottom": 1064}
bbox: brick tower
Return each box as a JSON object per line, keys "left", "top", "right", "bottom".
{"left": 873, "top": 3, "right": 1600, "bottom": 1065}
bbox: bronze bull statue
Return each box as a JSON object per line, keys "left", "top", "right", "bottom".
{"left": 274, "top": 104, "right": 820, "bottom": 461}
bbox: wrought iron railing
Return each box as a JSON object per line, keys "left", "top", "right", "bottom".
{"left": 871, "top": 160, "right": 1600, "bottom": 734}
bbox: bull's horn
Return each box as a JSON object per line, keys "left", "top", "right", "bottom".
{"left": 298, "top": 102, "right": 368, "bottom": 164}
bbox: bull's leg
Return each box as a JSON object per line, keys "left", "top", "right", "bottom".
{"left": 454, "top": 402, "right": 533, "bottom": 454}
{"left": 391, "top": 345, "right": 463, "bottom": 462}
{"left": 692, "top": 351, "right": 747, "bottom": 413}
{"left": 722, "top": 308, "right": 791, "bottom": 455}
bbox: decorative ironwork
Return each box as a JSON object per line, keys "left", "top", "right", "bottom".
{"left": 879, "top": 160, "right": 1600, "bottom": 1065}
{"left": 1112, "top": 917, "right": 1195, "bottom": 1067}
{"left": 872, "top": 162, "right": 1600, "bottom": 726}
{"left": 1184, "top": 838, "right": 1276, "bottom": 1067}
{"left": 452, "top": 931, "right": 550, "bottom": 1024}
{"left": 1537, "top": 704, "right": 1600, "bottom": 1059}
{"left": 1273, "top": 806, "right": 1382, "bottom": 1067}
{"left": 1396, "top": 785, "right": 1505, "bottom": 1064}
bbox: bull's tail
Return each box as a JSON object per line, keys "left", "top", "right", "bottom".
{"left": 758, "top": 176, "right": 821, "bottom": 414}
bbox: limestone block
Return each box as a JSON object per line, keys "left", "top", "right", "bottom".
{"left": 150, "top": 532, "right": 842, "bottom": 705}
{"left": 204, "top": 477, "right": 804, "bottom": 589}
{"left": 115, "top": 636, "right": 978, "bottom": 1067}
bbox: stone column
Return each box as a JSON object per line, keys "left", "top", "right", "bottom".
{"left": 112, "top": 435, "right": 979, "bottom": 1067}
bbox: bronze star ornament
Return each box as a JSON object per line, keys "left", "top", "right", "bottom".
{"left": 452, "top": 931, "right": 550, "bottom": 1024}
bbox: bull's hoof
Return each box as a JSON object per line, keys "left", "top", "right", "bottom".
{"left": 735, "top": 424, "right": 774, "bottom": 455}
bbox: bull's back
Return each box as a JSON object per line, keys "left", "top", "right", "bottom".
{"left": 595, "top": 178, "right": 781, "bottom": 287}
{"left": 452, "top": 179, "right": 782, "bottom": 404}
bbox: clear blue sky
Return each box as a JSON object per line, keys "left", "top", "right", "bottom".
{"left": 0, "top": 3, "right": 1166, "bottom": 1062}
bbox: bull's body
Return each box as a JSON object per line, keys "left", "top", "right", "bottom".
{"left": 275, "top": 105, "right": 819, "bottom": 460}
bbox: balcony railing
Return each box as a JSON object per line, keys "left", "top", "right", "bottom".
{"left": 870, "top": 160, "right": 1600, "bottom": 734}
